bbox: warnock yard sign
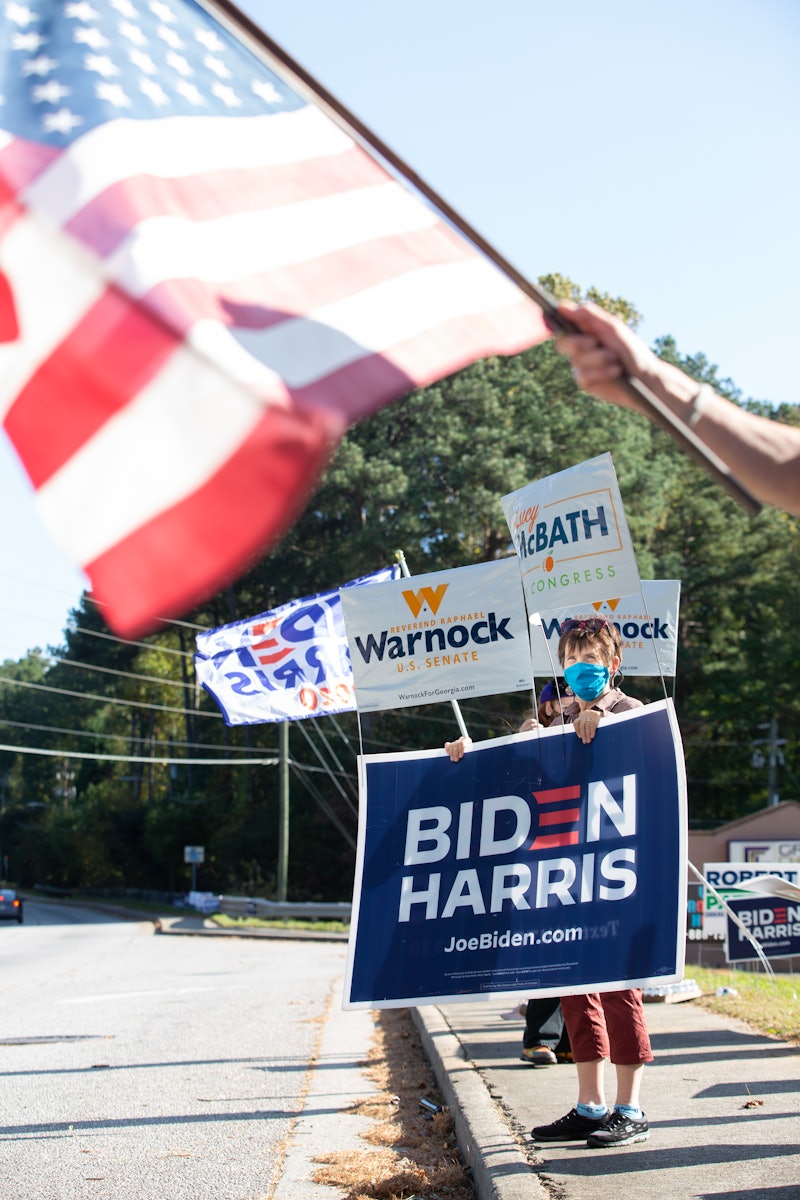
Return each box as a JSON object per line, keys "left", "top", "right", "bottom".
{"left": 502, "top": 453, "right": 641, "bottom": 616}
{"left": 529, "top": 580, "right": 682, "bottom": 679}
{"left": 340, "top": 558, "right": 532, "bottom": 712}
{"left": 344, "top": 701, "right": 687, "bottom": 1008}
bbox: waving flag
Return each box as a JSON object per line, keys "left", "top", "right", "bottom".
{"left": 195, "top": 565, "right": 400, "bottom": 724}
{"left": 0, "top": 0, "right": 550, "bottom": 638}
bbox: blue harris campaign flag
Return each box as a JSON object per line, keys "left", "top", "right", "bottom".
{"left": 195, "top": 565, "right": 400, "bottom": 724}
{"left": 344, "top": 700, "right": 687, "bottom": 1009}
{"left": 0, "top": 0, "right": 550, "bottom": 639}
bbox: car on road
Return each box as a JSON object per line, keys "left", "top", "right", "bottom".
{"left": 0, "top": 889, "right": 23, "bottom": 923}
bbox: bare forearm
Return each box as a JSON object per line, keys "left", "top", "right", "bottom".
{"left": 556, "top": 301, "right": 800, "bottom": 515}
{"left": 661, "top": 386, "right": 800, "bottom": 514}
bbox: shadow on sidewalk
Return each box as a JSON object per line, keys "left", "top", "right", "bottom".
{"left": 538, "top": 1139, "right": 800, "bottom": 1178}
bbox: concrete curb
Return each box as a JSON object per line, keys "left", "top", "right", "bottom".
{"left": 412, "top": 1005, "right": 549, "bottom": 1200}
{"left": 29, "top": 897, "right": 348, "bottom": 941}
{"left": 154, "top": 915, "right": 348, "bottom": 941}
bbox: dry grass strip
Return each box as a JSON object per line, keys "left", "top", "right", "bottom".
{"left": 312, "top": 1007, "right": 476, "bottom": 1200}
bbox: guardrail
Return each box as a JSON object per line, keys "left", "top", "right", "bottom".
{"left": 216, "top": 895, "right": 351, "bottom": 921}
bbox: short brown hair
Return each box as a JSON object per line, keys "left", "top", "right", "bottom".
{"left": 557, "top": 619, "right": 622, "bottom": 669}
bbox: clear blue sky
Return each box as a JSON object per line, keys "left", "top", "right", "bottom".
{"left": 1, "top": 0, "right": 798, "bottom": 661}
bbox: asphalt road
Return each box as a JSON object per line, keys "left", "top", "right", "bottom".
{"left": 0, "top": 901, "right": 349, "bottom": 1200}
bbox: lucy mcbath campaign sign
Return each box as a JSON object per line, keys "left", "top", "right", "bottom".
{"left": 502, "top": 453, "right": 641, "bottom": 614}
{"left": 344, "top": 700, "right": 687, "bottom": 1009}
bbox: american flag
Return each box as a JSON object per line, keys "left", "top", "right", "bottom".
{"left": 0, "top": 0, "right": 550, "bottom": 637}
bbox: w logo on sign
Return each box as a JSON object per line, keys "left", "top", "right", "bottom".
{"left": 401, "top": 584, "right": 449, "bottom": 617}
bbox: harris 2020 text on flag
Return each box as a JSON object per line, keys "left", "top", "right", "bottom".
{"left": 0, "top": 0, "right": 549, "bottom": 636}
{"left": 195, "top": 565, "right": 399, "bottom": 724}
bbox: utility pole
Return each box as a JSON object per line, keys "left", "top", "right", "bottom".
{"left": 752, "top": 719, "right": 785, "bottom": 806}
{"left": 54, "top": 760, "right": 76, "bottom": 810}
{"left": 277, "top": 722, "right": 289, "bottom": 902}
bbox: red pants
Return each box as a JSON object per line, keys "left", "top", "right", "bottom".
{"left": 560, "top": 989, "right": 652, "bottom": 1064}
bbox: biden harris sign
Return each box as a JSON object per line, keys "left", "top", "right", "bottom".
{"left": 344, "top": 700, "right": 687, "bottom": 1008}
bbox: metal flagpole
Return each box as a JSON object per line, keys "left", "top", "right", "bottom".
{"left": 394, "top": 550, "right": 470, "bottom": 741}
{"left": 201, "top": 0, "right": 760, "bottom": 518}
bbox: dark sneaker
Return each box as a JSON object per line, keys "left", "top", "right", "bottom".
{"left": 520, "top": 1045, "right": 557, "bottom": 1066}
{"left": 586, "top": 1109, "right": 650, "bottom": 1147}
{"left": 531, "top": 1107, "right": 607, "bottom": 1141}
{"left": 555, "top": 1050, "right": 574, "bottom": 1064}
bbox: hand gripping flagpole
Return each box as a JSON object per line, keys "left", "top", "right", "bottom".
{"left": 202, "top": 0, "right": 760, "bottom": 519}
{"left": 394, "top": 550, "right": 470, "bottom": 741}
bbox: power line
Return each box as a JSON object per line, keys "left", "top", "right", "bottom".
{"left": 0, "top": 716, "right": 275, "bottom": 755}
{"left": 0, "top": 673, "right": 221, "bottom": 719}
{"left": 84, "top": 591, "right": 209, "bottom": 632}
{"left": 293, "top": 718, "right": 358, "bottom": 817}
{"left": 67, "top": 624, "right": 194, "bottom": 658}
{"left": 0, "top": 568, "right": 214, "bottom": 635}
{"left": 0, "top": 738, "right": 356, "bottom": 781}
{"left": 288, "top": 761, "right": 356, "bottom": 848}
{"left": 0, "top": 742, "right": 278, "bottom": 767}
{"left": 30, "top": 650, "right": 195, "bottom": 691}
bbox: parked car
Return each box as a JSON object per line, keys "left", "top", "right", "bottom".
{"left": 0, "top": 889, "right": 23, "bottom": 923}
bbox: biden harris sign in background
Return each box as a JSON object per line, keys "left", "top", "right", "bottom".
{"left": 344, "top": 701, "right": 687, "bottom": 1008}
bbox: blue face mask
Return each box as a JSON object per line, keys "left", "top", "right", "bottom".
{"left": 564, "top": 662, "right": 610, "bottom": 702}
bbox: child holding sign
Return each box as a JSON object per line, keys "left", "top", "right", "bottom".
{"left": 531, "top": 616, "right": 651, "bottom": 1148}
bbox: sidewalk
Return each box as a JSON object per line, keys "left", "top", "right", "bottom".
{"left": 154, "top": 913, "right": 800, "bottom": 1200}
{"left": 415, "top": 994, "right": 800, "bottom": 1200}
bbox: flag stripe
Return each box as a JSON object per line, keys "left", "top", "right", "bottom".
{"left": 85, "top": 403, "right": 335, "bottom": 638}
{"left": 36, "top": 337, "right": 294, "bottom": 567}
{"left": 144, "top": 225, "right": 472, "bottom": 331}
{"left": 30, "top": 287, "right": 537, "bottom": 564}
{"left": 65, "top": 145, "right": 380, "bottom": 256}
{"left": 5, "top": 287, "right": 179, "bottom": 489}
{"left": 0, "top": 133, "right": 60, "bottom": 193}
{"left": 11, "top": 273, "right": 540, "bottom": 522}
{"left": 5, "top": 223, "right": 474, "bottom": 485}
{"left": 227, "top": 259, "right": 536, "bottom": 390}
{"left": 290, "top": 300, "right": 548, "bottom": 423}
{"left": 22, "top": 108, "right": 352, "bottom": 225}
{"left": 103, "top": 180, "right": 440, "bottom": 297}
{"left": 0, "top": 211, "right": 106, "bottom": 422}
